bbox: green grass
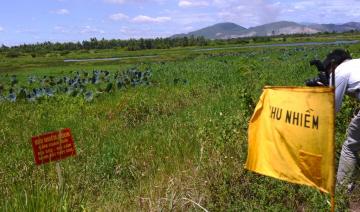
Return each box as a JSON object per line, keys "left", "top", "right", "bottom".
{"left": 1, "top": 37, "right": 360, "bottom": 211}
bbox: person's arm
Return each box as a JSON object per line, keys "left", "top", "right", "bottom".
{"left": 334, "top": 75, "right": 348, "bottom": 112}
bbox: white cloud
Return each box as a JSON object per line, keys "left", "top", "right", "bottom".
{"left": 184, "top": 26, "right": 194, "bottom": 31}
{"left": 213, "top": 0, "right": 281, "bottom": 27}
{"left": 15, "top": 28, "right": 38, "bottom": 34}
{"left": 52, "top": 8, "right": 70, "bottom": 15}
{"left": 132, "top": 15, "right": 171, "bottom": 23}
{"left": 120, "top": 27, "right": 148, "bottom": 38}
{"left": 53, "top": 26, "right": 70, "bottom": 33}
{"left": 52, "top": 25, "right": 107, "bottom": 35}
{"left": 278, "top": 0, "right": 360, "bottom": 24}
{"left": 119, "top": 26, "right": 172, "bottom": 39}
{"left": 104, "top": 0, "right": 166, "bottom": 4}
{"left": 0, "top": 26, "right": 4, "bottom": 32}
{"left": 178, "top": 0, "right": 209, "bottom": 8}
{"left": 209, "top": 0, "right": 360, "bottom": 27}
{"left": 292, "top": 1, "right": 316, "bottom": 10}
{"left": 104, "top": 0, "right": 126, "bottom": 4}
{"left": 80, "top": 26, "right": 105, "bottom": 34}
{"left": 109, "top": 13, "right": 129, "bottom": 21}
{"left": 175, "top": 12, "right": 215, "bottom": 25}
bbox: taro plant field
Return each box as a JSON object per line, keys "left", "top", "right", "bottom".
{"left": 1, "top": 38, "right": 360, "bottom": 211}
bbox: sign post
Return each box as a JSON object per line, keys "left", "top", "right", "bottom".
{"left": 31, "top": 128, "right": 76, "bottom": 191}
{"left": 56, "top": 162, "right": 64, "bottom": 191}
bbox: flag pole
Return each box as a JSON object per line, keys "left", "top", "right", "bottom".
{"left": 330, "top": 60, "right": 336, "bottom": 212}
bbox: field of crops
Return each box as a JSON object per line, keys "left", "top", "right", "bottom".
{"left": 1, "top": 40, "right": 360, "bottom": 211}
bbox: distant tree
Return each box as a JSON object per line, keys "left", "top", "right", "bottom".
{"left": 1, "top": 44, "right": 9, "bottom": 50}
{"left": 6, "top": 50, "right": 21, "bottom": 58}
{"left": 0, "top": 36, "right": 212, "bottom": 52}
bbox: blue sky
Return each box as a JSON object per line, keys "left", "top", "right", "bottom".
{"left": 0, "top": 0, "right": 360, "bottom": 46}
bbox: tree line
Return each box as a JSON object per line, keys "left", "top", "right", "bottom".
{"left": 0, "top": 35, "right": 278, "bottom": 57}
{"left": 0, "top": 36, "right": 208, "bottom": 55}
{"left": 2, "top": 30, "right": 358, "bottom": 58}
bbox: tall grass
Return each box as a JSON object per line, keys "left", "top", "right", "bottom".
{"left": 1, "top": 44, "right": 359, "bottom": 211}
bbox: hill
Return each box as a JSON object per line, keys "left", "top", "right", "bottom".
{"left": 172, "top": 21, "right": 360, "bottom": 39}
{"left": 172, "top": 22, "right": 248, "bottom": 39}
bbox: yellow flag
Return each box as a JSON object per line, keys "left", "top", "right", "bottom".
{"left": 245, "top": 86, "right": 335, "bottom": 194}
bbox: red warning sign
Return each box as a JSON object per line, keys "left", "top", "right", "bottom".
{"left": 31, "top": 128, "right": 76, "bottom": 165}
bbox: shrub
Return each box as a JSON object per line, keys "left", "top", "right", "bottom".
{"left": 6, "top": 51, "right": 21, "bottom": 58}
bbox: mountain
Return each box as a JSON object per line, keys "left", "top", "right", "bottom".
{"left": 172, "top": 21, "right": 360, "bottom": 39}
{"left": 247, "top": 21, "right": 320, "bottom": 36}
{"left": 172, "top": 22, "right": 248, "bottom": 39}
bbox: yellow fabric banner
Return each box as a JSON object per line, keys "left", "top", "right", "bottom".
{"left": 245, "top": 86, "right": 335, "bottom": 194}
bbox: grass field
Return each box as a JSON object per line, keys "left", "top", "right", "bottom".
{"left": 1, "top": 36, "right": 360, "bottom": 211}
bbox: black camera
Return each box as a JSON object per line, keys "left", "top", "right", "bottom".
{"left": 306, "top": 49, "right": 352, "bottom": 87}
{"left": 305, "top": 60, "right": 329, "bottom": 86}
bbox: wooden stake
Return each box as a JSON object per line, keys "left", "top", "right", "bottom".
{"left": 56, "top": 130, "right": 64, "bottom": 192}
{"left": 56, "top": 162, "right": 63, "bottom": 191}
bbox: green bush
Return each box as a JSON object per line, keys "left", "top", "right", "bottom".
{"left": 6, "top": 51, "right": 21, "bottom": 58}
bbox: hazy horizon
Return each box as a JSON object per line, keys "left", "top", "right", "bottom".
{"left": 1, "top": 0, "right": 360, "bottom": 46}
